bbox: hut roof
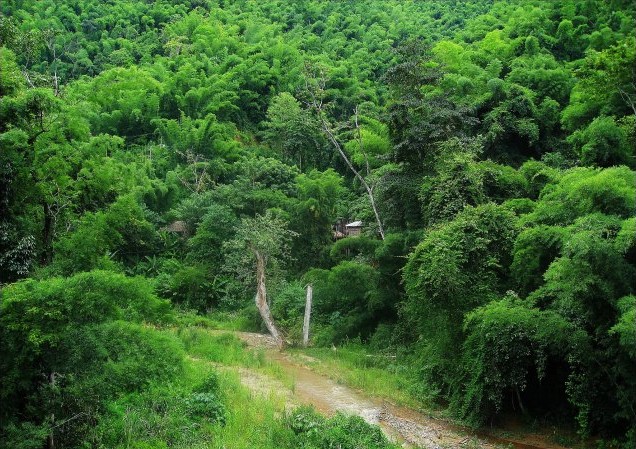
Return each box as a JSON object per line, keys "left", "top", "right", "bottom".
{"left": 345, "top": 221, "right": 363, "bottom": 228}
{"left": 163, "top": 220, "right": 188, "bottom": 233}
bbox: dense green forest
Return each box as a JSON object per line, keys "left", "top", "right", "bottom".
{"left": 1, "top": 0, "right": 635, "bottom": 447}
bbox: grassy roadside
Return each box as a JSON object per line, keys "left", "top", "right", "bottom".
{"left": 89, "top": 322, "right": 401, "bottom": 449}
{"left": 172, "top": 325, "right": 296, "bottom": 391}
{"left": 86, "top": 328, "right": 294, "bottom": 448}
{"left": 290, "top": 342, "right": 584, "bottom": 449}
{"left": 170, "top": 313, "right": 586, "bottom": 449}
{"left": 288, "top": 342, "right": 433, "bottom": 412}
{"left": 186, "top": 357, "right": 294, "bottom": 449}
{"left": 178, "top": 312, "right": 433, "bottom": 411}
{"left": 184, "top": 329, "right": 401, "bottom": 449}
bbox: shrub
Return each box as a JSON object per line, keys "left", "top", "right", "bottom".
{"left": 304, "top": 262, "right": 381, "bottom": 343}
{"left": 187, "top": 372, "right": 226, "bottom": 424}
{"left": 567, "top": 116, "right": 632, "bottom": 167}
{"left": 330, "top": 236, "right": 380, "bottom": 263}
{"left": 455, "top": 296, "right": 588, "bottom": 425}
{"left": 185, "top": 392, "right": 226, "bottom": 424}
{"left": 286, "top": 406, "right": 398, "bottom": 449}
{"left": 0, "top": 271, "right": 179, "bottom": 448}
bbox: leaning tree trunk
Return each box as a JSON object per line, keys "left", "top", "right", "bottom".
{"left": 318, "top": 114, "right": 385, "bottom": 240}
{"left": 254, "top": 250, "right": 285, "bottom": 349}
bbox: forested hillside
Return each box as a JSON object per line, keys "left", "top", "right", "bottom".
{"left": 1, "top": 1, "right": 635, "bottom": 448}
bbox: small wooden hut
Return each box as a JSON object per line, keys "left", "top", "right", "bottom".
{"left": 345, "top": 221, "right": 363, "bottom": 237}
{"left": 333, "top": 219, "right": 364, "bottom": 239}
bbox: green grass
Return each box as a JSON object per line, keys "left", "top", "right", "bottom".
{"left": 187, "top": 359, "right": 296, "bottom": 449}
{"left": 173, "top": 326, "right": 296, "bottom": 389}
{"left": 88, "top": 325, "right": 296, "bottom": 449}
{"left": 90, "top": 353, "right": 295, "bottom": 448}
{"left": 173, "top": 323, "right": 429, "bottom": 410}
{"left": 172, "top": 309, "right": 260, "bottom": 333}
{"left": 204, "top": 310, "right": 260, "bottom": 332}
{"left": 172, "top": 321, "right": 429, "bottom": 412}
{"left": 175, "top": 326, "right": 267, "bottom": 367}
{"left": 293, "top": 342, "right": 435, "bottom": 411}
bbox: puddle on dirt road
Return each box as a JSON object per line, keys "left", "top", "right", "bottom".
{"left": 233, "top": 331, "right": 572, "bottom": 449}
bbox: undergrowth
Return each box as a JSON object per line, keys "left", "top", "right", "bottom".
{"left": 86, "top": 325, "right": 399, "bottom": 448}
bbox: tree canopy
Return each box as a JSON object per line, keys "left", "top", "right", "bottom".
{"left": 1, "top": 0, "right": 635, "bottom": 447}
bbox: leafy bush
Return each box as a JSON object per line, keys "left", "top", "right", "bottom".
{"left": 518, "top": 159, "right": 560, "bottom": 199}
{"left": 0, "top": 271, "right": 179, "bottom": 448}
{"left": 49, "top": 194, "right": 160, "bottom": 276}
{"left": 404, "top": 203, "right": 518, "bottom": 324}
{"left": 476, "top": 160, "right": 528, "bottom": 201}
{"left": 187, "top": 203, "right": 238, "bottom": 266}
{"left": 369, "top": 323, "right": 398, "bottom": 350}
{"left": 60, "top": 321, "right": 184, "bottom": 397}
{"left": 185, "top": 392, "right": 226, "bottom": 424}
{"left": 159, "top": 263, "right": 218, "bottom": 312}
{"left": 567, "top": 116, "right": 632, "bottom": 167}
{"left": 91, "top": 383, "right": 199, "bottom": 448}
{"left": 330, "top": 236, "right": 380, "bottom": 263}
{"left": 286, "top": 406, "right": 398, "bottom": 449}
{"left": 188, "top": 371, "right": 227, "bottom": 423}
{"left": 313, "top": 414, "right": 392, "bottom": 449}
{"left": 271, "top": 281, "right": 307, "bottom": 343}
{"left": 304, "top": 261, "right": 381, "bottom": 343}
{"left": 455, "top": 296, "right": 588, "bottom": 425}
{"left": 527, "top": 166, "right": 635, "bottom": 225}
{"left": 287, "top": 405, "right": 325, "bottom": 435}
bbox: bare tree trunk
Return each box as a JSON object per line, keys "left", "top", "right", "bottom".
{"left": 354, "top": 106, "right": 371, "bottom": 177}
{"left": 617, "top": 86, "right": 636, "bottom": 117}
{"left": 48, "top": 415, "right": 55, "bottom": 449}
{"left": 303, "top": 69, "right": 385, "bottom": 240}
{"left": 254, "top": 251, "right": 285, "bottom": 349}
{"left": 302, "top": 284, "right": 313, "bottom": 347}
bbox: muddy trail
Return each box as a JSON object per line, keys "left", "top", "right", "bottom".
{"left": 230, "top": 331, "right": 571, "bottom": 449}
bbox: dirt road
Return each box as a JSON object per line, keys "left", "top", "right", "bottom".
{"left": 231, "top": 331, "right": 571, "bottom": 449}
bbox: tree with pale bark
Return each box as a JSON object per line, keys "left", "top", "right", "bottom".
{"left": 302, "top": 64, "right": 386, "bottom": 240}
{"left": 223, "top": 211, "right": 297, "bottom": 348}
